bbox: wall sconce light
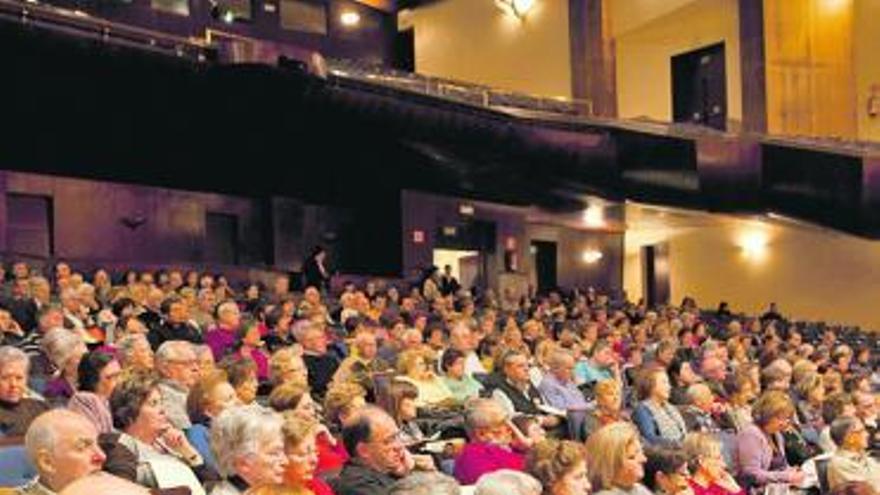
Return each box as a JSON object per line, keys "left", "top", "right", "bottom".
{"left": 120, "top": 215, "right": 147, "bottom": 230}
{"left": 582, "top": 249, "right": 603, "bottom": 264}
{"left": 340, "top": 11, "right": 361, "bottom": 27}
{"left": 495, "top": 0, "right": 535, "bottom": 20}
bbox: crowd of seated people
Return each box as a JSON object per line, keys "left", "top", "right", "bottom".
{"left": 2, "top": 259, "right": 880, "bottom": 495}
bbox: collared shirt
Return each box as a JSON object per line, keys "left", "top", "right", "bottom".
{"left": 538, "top": 373, "right": 589, "bottom": 411}
{"left": 158, "top": 380, "right": 191, "bottom": 430}
{"left": 15, "top": 479, "right": 55, "bottom": 495}
{"left": 828, "top": 449, "right": 880, "bottom": 491}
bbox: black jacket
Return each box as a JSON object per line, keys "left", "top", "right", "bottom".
{"left": 332, "top": 460, "right": 398, "bottom": 495}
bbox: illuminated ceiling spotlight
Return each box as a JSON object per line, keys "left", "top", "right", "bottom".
{"left": 340, "top": 10, "right": 361, "bottom": 27}
{"left": 582, "top": 249, "right": 603, "bottom": 264}
{"left": 582, "top": 205, "right": 605, "bottom": 228}
{"left": 495, "top": 0, "right": 535, "bottom": 20}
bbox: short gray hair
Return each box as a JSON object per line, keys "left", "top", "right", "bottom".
{"left": 474, "top": 470, "right": 542, "bottom": 495}
{"left": 211, "top": 404, "right": 284, "bottom": 477}
{"left": 548, "top": 349, "right": 575, "bottom": 370}
{"left": 0, "top": 345, "right": 29, "bottom": 371}
{"left": 25, "top": 410, "right": 90, "bottom": 464}
{"left": 41, "top": 327, "right": 84, "bottom": 368}
{"left": 155, "top": 340, "right": 194, "bottom": 365}
{"left": 117, "top": 334, "right": 149, "bottom": 364}
{"left": 465, "top": 398, "right": 508, "bottom": 431}
{"left": 390, "top": 472, "right": 461, "bottom": 495}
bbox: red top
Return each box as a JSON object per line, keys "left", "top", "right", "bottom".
{"left": 316, "top": 431, "right": 348, "bottom": 475}
{"left": 689, "top": 479, "right": 746, "bottom": 495}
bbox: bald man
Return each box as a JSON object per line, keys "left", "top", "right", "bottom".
{"left": 19, "top": 410, "right": 106, "bottom": 494}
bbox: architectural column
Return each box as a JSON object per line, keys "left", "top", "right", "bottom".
{"left": 569, "top": 0, "right": 617, "bottom": 117}
{"left": 738, "top": 0, "right": 767, "bottom": 133}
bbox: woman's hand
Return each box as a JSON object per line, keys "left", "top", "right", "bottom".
{"left": 160, "top": 428, "right": 202, "bottom": 465}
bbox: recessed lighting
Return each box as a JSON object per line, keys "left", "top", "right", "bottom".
{"left": 340, "top": 11, "right": 360, "bottom": 27}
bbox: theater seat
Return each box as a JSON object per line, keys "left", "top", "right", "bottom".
{"left": 0, "top": 444, "right": 37, "bottom": 487}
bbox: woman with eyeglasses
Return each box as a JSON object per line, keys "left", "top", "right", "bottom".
{"left": 684, "top": 433, "right": 744, "bottom": 495}
{"left": 279, "top": 413, "right": 335, "bottom": 495}
{"left": 734, "top": 391, "right": 804, "bottom": 492}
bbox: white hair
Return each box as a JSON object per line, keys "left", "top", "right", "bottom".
{"left": 0, "top": 345, "right": 30, "bottom": 371}
{"left": 390, "top": 472, "right": 461, "bottom": 495}
{"left": 24, "top": 410, "right": 88, "bottom": 464}
{"left": 155, "top": 340, "right": 193, "bottom": 365}
{"left": 210, "top": 404, "right": 284, "bottom": 477}
{"left": 465, "top": 398, "right": 509, "bottom": 431}
{"left": 41, "top": 327, "right": 84, "bottom": 368}
{"left": 474, "top": 470, "right": 542, "bottom": 495}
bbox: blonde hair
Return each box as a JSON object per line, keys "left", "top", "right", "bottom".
{"left": 586, "top": 422, "right": 641, "bottom": 491}
{"left": 752, "top": 390, "right": 794, "bottom": 427}
{"left": 268, "top": 380, "right": 310, "bottom": 412}
{"left": 324, "top": 382, "right": 367, "bottom": 425}
{"left": 683, "top": 432, "right": 722, "bottom": 460}
{"left": 595, "top": 379, "right": 621, "bottom": 399}
{"left": 526, "top": 439, "right": 586, "bottom": 492}
{"left": 280, "top": 411, "right": 319, "bottom": 449}
{"left": 396, "top": 349, "right": 428, "bottom": 376}
{"left": 269, "top": 347, "right": 304, "bottom": 386}
{"left": 795, "top": 372, "right": 824, "bottom": 400}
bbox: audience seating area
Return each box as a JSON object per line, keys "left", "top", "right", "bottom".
{"left": 1, "top": 258, "right": 880, "bottom": 495}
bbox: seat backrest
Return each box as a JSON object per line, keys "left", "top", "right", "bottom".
{"left": 815, "top": 458, "right": 831, "bottom": 495}
{"left": 0, "top": 444, "right": 37, "bottom": 487}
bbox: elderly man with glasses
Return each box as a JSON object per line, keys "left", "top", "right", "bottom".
{"left": 827, "top": 416, "right": 880, "bottom": 490}
{"left": 155, "top": 340, "right": 200, "bottom": 430}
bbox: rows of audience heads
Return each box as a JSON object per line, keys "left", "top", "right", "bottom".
{"left": 1, "top": 260, "right": 880, "bottom": 495}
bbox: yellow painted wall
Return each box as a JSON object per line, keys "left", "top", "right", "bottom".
{"left": 625, "top": 209, "right": 880, "bottom": 330}
{"left": 854, "top": 0, "right": 880, "bottom": 142}
{"left": 609, "top": 0, "right": 699, "bottom": 37}
{"left": 407, "top": 0, "right": 572, "bottom": 98}
{"left": 614, "top": 0, "right": 742, "bottom": 126}
{"left": 764, "top": 0, "right": 856, "bottom": 138}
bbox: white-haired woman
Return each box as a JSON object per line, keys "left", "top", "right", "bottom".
{"left": 41, "top": 327, "right": 87, "bottom": 403}
{"left": 0, "top": 346, "right": 49, "bottom": 436}
{"left": 210, "top": 404, "right": 289, "bottom": 494}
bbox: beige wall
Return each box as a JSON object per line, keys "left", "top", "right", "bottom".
{"left": 406, "top": 0, "right": 572, "bottom": 98}
{"left": 624, "top": 207, "right": 880, "bottom": 330}
{"left": 854, "top": 0, "right": 880, "bottom": 142}
{"left": 615, "top": 0, "right": 742, "bottom": 126}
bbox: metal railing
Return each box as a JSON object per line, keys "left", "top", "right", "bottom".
{"left": 325, "top": 58, "right": 594, "bottom": 117}
{"left": 0, "top": 0, "right": 213, "bottom": 62}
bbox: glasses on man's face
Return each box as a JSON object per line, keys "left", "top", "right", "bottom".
{"left": 373, "top": 429, "right": 407, "bottom": 449}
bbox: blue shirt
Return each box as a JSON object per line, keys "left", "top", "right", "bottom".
{"left": 538, "top": 373, "right": 590, "bottom": 411}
